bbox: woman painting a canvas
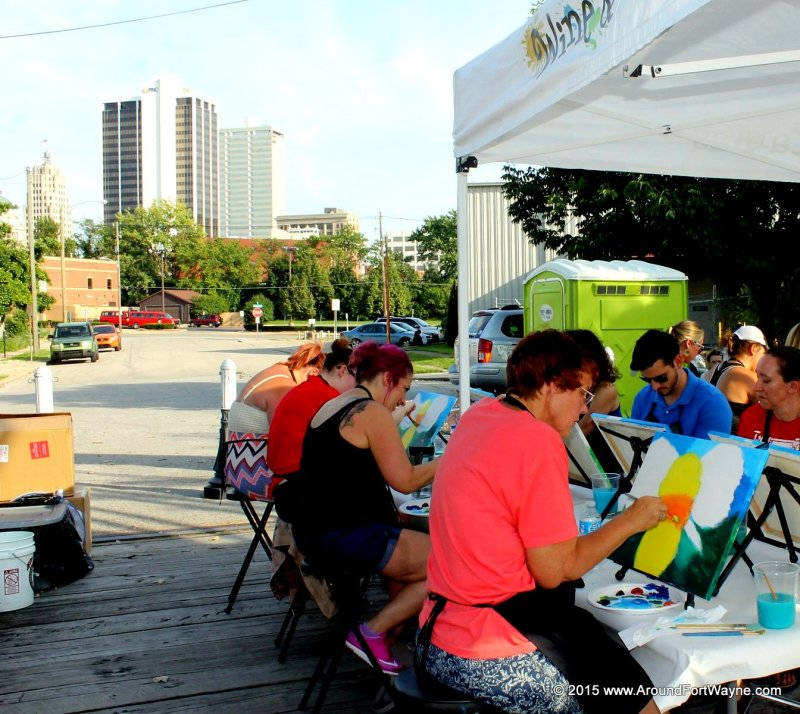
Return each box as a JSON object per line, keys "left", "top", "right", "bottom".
{"left": 417, "top": 330, "right": 667, "bottom": 714}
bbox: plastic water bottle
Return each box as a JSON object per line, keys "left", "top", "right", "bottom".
{"left": 578, "top": 504, "right": 601, "bottom": 535}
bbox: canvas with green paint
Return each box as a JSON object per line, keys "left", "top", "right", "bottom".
{"left": 610, "top": 432, "right": 769, "bottom": 600}
{"left": 398, "top": 392, "right": 456, "bottom": 449}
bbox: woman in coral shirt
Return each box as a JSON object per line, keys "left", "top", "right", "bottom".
{"left": 418, "top": 330, "right": 666, "bottom": 714}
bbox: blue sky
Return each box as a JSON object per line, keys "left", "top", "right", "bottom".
{"left": 1, "top": 0, "right": 531, "bottom": 241}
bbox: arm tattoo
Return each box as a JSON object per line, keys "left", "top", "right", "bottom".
{"left": 340, "top": 399, "right": 371, "bottom": 429}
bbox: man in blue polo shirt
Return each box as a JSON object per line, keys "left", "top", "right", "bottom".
{"left": 630, "top": 329, "right": 732, "bottom": 438}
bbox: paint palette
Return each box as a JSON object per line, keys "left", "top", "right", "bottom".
{"left": 398, "top": 499, "right": 430, "bottom": 516}
{"left": 588, "top": 583, "right": 684, "bottom": 631}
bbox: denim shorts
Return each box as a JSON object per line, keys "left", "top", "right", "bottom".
{"left": 303, "top": 523, "right": 402, "bottom": 574}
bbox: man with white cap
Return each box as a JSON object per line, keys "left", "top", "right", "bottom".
{"left": 711, "top": 325, "right": 768, "bottom": 430}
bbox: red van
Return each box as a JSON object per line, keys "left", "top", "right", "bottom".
{"left": 99, "top": 310, "right": 129, "bottom": 327}
{"left": 126, "top": 311, "right": 178, "bottom": 328}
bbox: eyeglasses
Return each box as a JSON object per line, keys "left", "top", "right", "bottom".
{"left": 346, "top": 366, "right": 356, "bottom": 377}
{"left": 640, "top": 373, "right": 670, "bottom": 384}
{"left": 579, "top": 386, "right": 594, "bottom": 406}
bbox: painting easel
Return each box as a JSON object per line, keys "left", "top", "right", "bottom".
{"left": 591, "top": 415, "right": 666, "bottom": 518}
{"left": 564, "top": 424, "right": 603, "bottom": 488}
{"left": 708, "top": 435, "right": 800, "bottom": 588}
{"left": 605, "top": 432, "right": 770, "bottom": 607}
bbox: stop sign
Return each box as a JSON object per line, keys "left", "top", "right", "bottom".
{"left": 251, "top": 307, "right": 263, "bottom": 318}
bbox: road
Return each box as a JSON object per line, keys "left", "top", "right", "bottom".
{"left": 0, "top": 328, "right": 453, "bottom": 537}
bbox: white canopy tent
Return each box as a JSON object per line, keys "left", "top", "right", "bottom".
{"left": 452, "top": 0, "right": 800, "bottom": 412}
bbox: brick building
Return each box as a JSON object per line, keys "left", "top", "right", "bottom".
{"left": 41, "top": 256, "right": 119, "bottom": 322}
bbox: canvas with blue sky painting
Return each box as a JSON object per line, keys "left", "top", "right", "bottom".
{"left": 610, "top": 432, "right": 770, "bottom": 600}
{"left": 398, "top": 391, "right": 456, "bottom": 449}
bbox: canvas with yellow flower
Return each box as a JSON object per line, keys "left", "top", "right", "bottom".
{"left": 611, "top": 432, "right": 770, "bottom": 599}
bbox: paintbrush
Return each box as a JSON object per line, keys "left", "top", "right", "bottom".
{"left": 673, "top": 623, "right": 749, "bottom": 630}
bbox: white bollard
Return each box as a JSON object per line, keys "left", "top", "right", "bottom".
{"left": 219, "top": 359, "right": 238, "bottom": 411}
{"left": 34, "top": 365, "right": 54, "bottom": 413}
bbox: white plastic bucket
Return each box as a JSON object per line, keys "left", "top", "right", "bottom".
{"left": 0, "top": 531, "right": 35, "bottom": 612}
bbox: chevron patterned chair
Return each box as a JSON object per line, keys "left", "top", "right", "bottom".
{"left": 223, "top": 430, "right": 275, "bottom": 614}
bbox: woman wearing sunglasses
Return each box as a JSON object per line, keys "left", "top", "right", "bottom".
{"left": 630, "top": 329, "right": 732, "bottom": 438}
{"left": 416, "top": 330, "right": 666, "bottom": 714}
{"left": 668, "top": 320, "right": 706, "bottom": 376}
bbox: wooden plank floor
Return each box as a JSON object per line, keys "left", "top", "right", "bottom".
{"left": 0, "top": 530, "right": 384, "bottom": 713}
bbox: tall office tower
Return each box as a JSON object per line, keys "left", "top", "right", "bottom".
{"left": 219, "top": 125, "right": 285, "bottom": 238}
{"left": 26, "top": 151, "right": 72, "bottom": 241}
{"left": 102, "top": 99, "right": 142, "bottom": 224}
{"left": 102, "top": 77, "right": 219, "bottom": 236}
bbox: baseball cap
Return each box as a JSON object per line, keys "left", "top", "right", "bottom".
{"left": 733, "top": 325, "right": 767, "bottom": 347}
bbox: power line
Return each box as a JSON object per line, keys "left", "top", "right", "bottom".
{"left": 0, "top": 0, "right": 251, "bottom": 40}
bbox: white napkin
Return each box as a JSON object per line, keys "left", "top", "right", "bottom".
{"left": 618, "top": 605, "right": 728, "bottom": 649}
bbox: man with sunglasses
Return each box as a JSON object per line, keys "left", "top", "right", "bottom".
{"left": 630, "top": 329, "right": 733, "bottom": 439}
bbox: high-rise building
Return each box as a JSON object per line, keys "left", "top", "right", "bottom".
{"left": 102, "top": 77, "right": 219, "bottom": 236}
{"left": 219, "top": 125, "right": 285, "bottom": 238}
{"left": 102, "top": 99, "right": 142, "bottom": 223}
{"left": 26, "top": 151, "right": 72, "bottom": 241}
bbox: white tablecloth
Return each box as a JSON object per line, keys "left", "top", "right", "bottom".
{"left": 571, "top": 486, "right": 800, "bottom": 710}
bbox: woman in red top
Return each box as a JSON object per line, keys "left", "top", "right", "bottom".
{"left": 417, "top": 330, "right": 666, "bottom": 714}
{"left": 267, "top": 339, "right": 356, "bottom": 479}
{"left": 738, "top": 346, "right": 800, "bottom": 449}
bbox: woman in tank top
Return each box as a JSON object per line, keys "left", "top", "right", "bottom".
{"left": 714, "top": 325, "right": 768, "bottom": 430}
{"left": 227, "top": 341, "right": 325, "bottom": 434}
{"left": 277, "top": 341, "right": 439, "bottom": 675}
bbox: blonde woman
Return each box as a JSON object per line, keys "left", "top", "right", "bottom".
{"left": 668, "top": 320, "right": 705, "bottom": 376}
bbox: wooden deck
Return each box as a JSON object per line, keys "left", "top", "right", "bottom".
{"left": 0, "top": 529, "right": 383, "bottom": 713}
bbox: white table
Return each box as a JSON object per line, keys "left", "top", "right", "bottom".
{"left": 571, "top": 486, "right": 800, "bottom": 711}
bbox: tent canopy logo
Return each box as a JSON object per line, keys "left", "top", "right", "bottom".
{"left": 523, "top": 0, "right": 615, "bottom": 76}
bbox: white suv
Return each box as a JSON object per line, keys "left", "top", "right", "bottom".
{"left": 448, "top": 307, "right": 524, "bottom": 393}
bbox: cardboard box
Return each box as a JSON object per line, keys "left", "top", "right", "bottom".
{"left": 66, "top": 485, "right": 92, "bottom": 554}
{"left": 0, "top": 413, "right": 75, "bottom": 502}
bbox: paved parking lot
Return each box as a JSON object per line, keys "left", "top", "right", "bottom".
{"left": 0, "top": 329, "right": 453, "bottom": 537}
{"left": 0, "top": 329, "right": 308, "bottom": 535}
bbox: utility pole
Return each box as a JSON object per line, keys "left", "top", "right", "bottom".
{"left": 26, "top": 167, "right": 39, "bottom": 353}
{"left": 115, "top": 222, "right": 123, "bottom": 329}
{"left": 380, "top": 211, "right": 390, "bottom": 344}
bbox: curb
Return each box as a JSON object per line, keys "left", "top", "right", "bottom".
{"left": 414, "top": 372, "right": 451, "bottom": 381}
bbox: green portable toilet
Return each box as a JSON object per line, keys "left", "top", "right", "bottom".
{"left": 523, "top": 259, "right": 688, "bottom": 414}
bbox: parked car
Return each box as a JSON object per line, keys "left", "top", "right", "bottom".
{"left": 99, "top": 310, "right": 129, "bottom": 327}
{"left": 189, "top": 313, "right": 222, "bottom": 328}
{"left": 341, "top": 321, "right": 423, "bottom": 347}
{"left": 127, "top": 311, "right": 178, "bottom": 328}
{"left": 49, "top": 322, "right": 99, "bottom": 363}
{"left": 375, "top": 316, "right": 443, "bottom": 343}
{"left": 448, "top": 307, "right": 524, "bottom": 393}
{"left": 92, "top": 323, "right": 122, "bottom": 351}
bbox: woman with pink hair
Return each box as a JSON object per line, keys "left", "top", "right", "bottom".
{"left": 274, "top": 341, "right": 438, "bottom": 675}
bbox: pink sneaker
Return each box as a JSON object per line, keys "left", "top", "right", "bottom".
{"left": 344, "top": 623, "right": 403, "bottom": 675}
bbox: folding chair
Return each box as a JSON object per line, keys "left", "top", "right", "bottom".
{"left": 223, "top": 432, "right": 274, "bottom": 614}
{"left": 299, "top": 567, "right": 390, "bottom": 713}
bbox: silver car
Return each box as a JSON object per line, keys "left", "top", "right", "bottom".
{"left": 448, "top": 307, "right": 524, "bottom": 393}
{"left": 341, "top": 321, "right": 423, "bottom": 347}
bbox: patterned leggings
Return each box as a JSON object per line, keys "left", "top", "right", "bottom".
{"left": 421, "top": 642, "right": 583, "bottom": 714}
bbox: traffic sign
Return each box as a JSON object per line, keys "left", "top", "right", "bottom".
{"left": 331, "top": 298, "right": 340, "bottom": 312}
{"left": 251, "top": 307, "right": 263, "bottom": 318}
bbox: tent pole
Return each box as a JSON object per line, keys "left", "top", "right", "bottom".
{"left": 456, "top": 157, "right": 475, "bottom": 415}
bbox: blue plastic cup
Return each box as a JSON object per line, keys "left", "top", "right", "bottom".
{"left": 754, "top": 561, "right": 798, "bottom": 629}
{"left": 591, "top": 473, "right": 621, "bottom": 517}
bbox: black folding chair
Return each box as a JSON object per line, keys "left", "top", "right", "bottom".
{"left": 223, "top": 436, "right": 274, "bottom": 614}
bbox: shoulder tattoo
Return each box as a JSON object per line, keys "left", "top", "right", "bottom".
{"left": 340, "top": 400, "right": 371, "bottom": 429}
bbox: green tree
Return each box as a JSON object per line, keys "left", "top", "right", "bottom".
{"left": 502, "top": 167, "right": 800, "bottom": 338}
{"left": 359, "top": 248, "right": 415, "bottom": 318}
{"left": 0, "top": 202, "right": 53, "bottom": 330}
{"left": 410, "top": 210, "right": 457, "bottom": 280}
{"left": 411, "top": 267, "right": 450, "bottom": 319}
{"left": 192, "top": 291, "right": 230, "bottom": 315}
{"left": 95, "top": 201, "right": 206, "bottom": 305}
{"left": 74, "top": 219, "right": 112, "bottom": 258}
